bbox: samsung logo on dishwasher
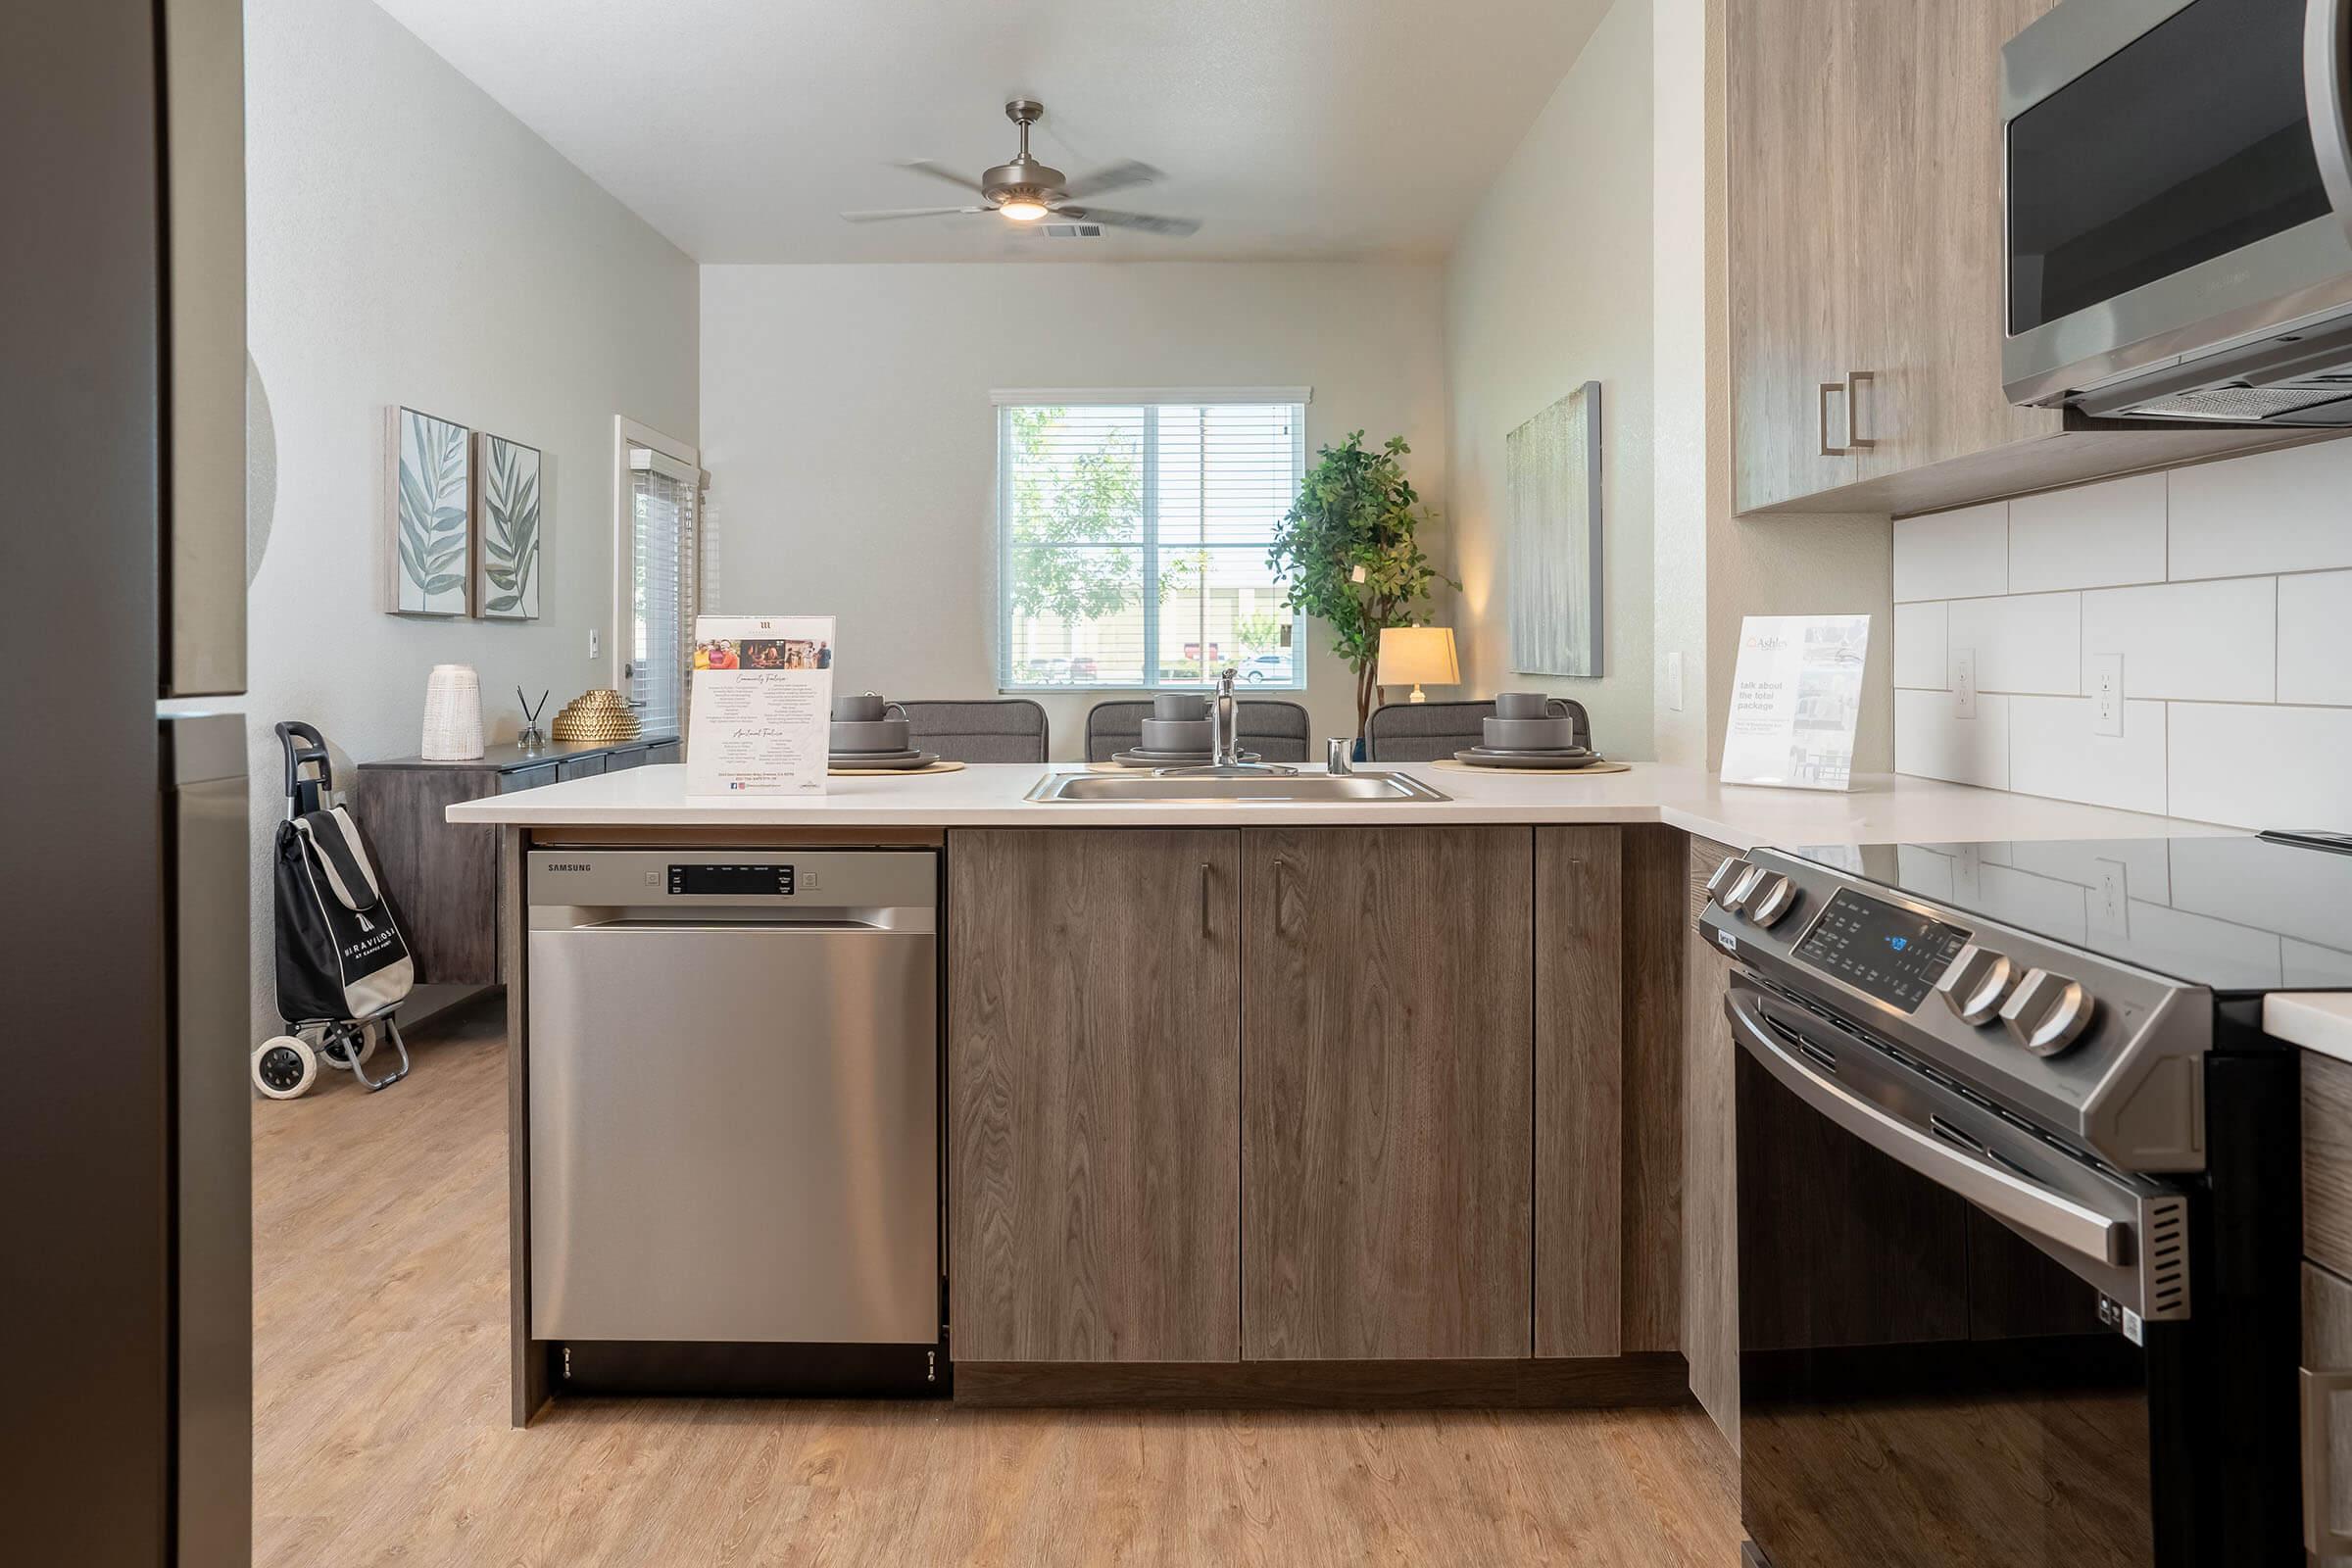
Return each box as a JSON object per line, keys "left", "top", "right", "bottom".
{"left": 544, "top": 862, "right": 595, "bottom": 871}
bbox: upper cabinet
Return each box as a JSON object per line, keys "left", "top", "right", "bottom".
{"left": 1727, "top": 0, "right": 2319, "bottom": 517}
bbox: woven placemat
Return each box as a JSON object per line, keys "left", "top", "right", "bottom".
{"left": 1430, "top": 758, "right": 1632, "bottom": 777}
{"left": 828, "top": 760, "right": 967, "bottom": 777}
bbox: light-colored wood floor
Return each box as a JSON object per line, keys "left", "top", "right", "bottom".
{"left": 254, "top": 995, "right": 1740, "bottom": 1566}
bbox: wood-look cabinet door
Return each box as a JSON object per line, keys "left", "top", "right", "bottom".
{"left": 1842, "top": 0, "right": 2062, "bottom": 483}
{"left": 1535, "top": 827, "right": 1623, "bottom": 1358}
{"left": 1242, "top": 827, "right": 1534, "bottom": 1359}
{"left": 2308, "top": 1262, "right": 2352, "bottom": 1563}
{"left": 1683, "top": 838, "right": 1740, "bottom": 1447}
{"left": 1728, "top": 0, "right": 1862, "bottom": 511}
{"left": 948, "top": 828, "right": 1241, "bottom": 1362}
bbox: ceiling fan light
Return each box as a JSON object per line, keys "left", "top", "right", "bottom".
{"left": 999, "top": 199, "right": 1049, "bottom": 221}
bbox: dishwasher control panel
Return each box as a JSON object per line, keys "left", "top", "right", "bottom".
{"left": 668, "top": 862, "right": 795, "bottom": 897}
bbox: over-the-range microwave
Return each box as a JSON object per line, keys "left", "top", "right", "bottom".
{"left": 2003, "top": 0, "right": 2352, "bottom": 424}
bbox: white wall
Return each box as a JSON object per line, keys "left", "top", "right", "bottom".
{"left": 1892, "top": 443, "right": 2352, "bottom": 828}
{"left": 1444, "top": 0, "right": 1656, "bottom": 758}
{"left": 224, "top": 0, "right": 699, "bottom": 1034}
{"left": 698, "top": 262, "right": 1446, "bottom": 756}
{"left": 1650, "top": 0, "right": 1709, "bottom": 767}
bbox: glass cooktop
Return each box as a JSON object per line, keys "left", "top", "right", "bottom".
{"left": 1786, "top": 834, "right": 2352, "bottom": 996}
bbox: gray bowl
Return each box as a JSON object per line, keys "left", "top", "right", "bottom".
{"left": 1141, "top": 716, "right": 1212, "bottom": 751}
{"left": 831, "top": 716, "right": 911, "bottom": 753}
{"left": 1484, "top": 714, "right": 1579, "bottom": 751}
{"left": 1153, "top": 693, "right": 1209, "bottom": 721}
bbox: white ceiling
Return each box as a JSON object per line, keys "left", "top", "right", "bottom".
{"left": 368, "top": 0, "right": 1614, "bottom": 263}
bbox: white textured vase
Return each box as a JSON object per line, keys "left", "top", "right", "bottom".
{"left": 420, "top": 663, "right": 484, "bottom": 760}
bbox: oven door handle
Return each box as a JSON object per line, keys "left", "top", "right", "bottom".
{"left": 1729, "top": 991, "right": 2126, "bottom": 1268}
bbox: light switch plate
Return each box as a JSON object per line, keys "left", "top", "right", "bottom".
{"left": 1665, "top": 651, "right": 1686, "bottom": 712}
{"left": 1951, "top": 647, "right": 1978, "bottom": 719}
{"left": 2089, "top": 653, "right": 2123, "bottom": 737}
{"left": 587, "top": 627, "right": 601, "bottom": 660}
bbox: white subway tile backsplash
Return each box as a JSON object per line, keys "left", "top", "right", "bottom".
{"left": 1894, "top": 688, "right": 2009, "bottom": 788}
{"left": 2279, "top": 570, "right": 2352, "bottom": 707}
{"left": 2079, "top": 577, "right": 2277, "bottom": 702}
{"left": 1946, "top": 593, "right": 2081, "bottom": 695}
{"left": 2009, "top": 697, "right": 2168, "bottom": 814}
{"left": 2169, "top": 439, "right": 2352, "bottom": 580}
{"left": 1893, "top": 503, "right": 2006, "bottom": 603}
{"left": 1893, "top": 445, "right": 2352, "bottom": 829}
{"left": 2167, "top": 702, "right": 2352, "bottom": 828}
{"left": 2008, "top": 473, "right": 2166, "bottom": 592}
{"left": 2285, "top": 938, "right": 2352, "bottom": 987}
{"left": 1892, "top": 601, "right": 1947, "bottom": 690}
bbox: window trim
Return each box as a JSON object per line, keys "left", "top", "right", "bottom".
{"left": 611, "top": 415, "right": 701, "bottom": 738}
{"left": 992, "top": 390, "right": 1311, "bottom": 695}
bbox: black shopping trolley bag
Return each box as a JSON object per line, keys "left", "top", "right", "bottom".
{"left": 273, "top": 806, "right": 414, "bottom": 1025}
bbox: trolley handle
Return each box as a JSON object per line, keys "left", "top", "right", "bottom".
{"left": 274, "top": 720, "right": 332, "bottom": 817}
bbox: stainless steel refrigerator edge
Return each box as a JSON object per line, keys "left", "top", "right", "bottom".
{"left": 3, "top": 2, "right": 251, "bottom": 1563}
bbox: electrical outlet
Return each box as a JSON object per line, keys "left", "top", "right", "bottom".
{"left": 1951, "top": 647, "right": 1978, "bottom": 719}
{"left": 2088, "top": 857, "right": 2130, "bottom": 941}
{"left": 2089, "top": 653, "right": 2123, "bottom": 737}
{"left": 587, "top": 627, "right": 600, "bottom": 661}
{"left": 1666, "top": 651, "right": 1686, "bottom": 712}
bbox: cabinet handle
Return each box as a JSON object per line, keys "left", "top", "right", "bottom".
{"left": 2306, "top": 1367, "right": 2352, "bottom": 1552}
{"left": 1846, "top": 369, "right": 1878, "bottom": 450}
{"left": 1200, "top": 862, "right": 1212, "bottom": 939}
{"left": 1817, "top": 381, "right": 1848, "bottom": 457}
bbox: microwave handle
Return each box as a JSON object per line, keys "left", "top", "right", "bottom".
{"left": 1727, "top": 988, "right": 2124, "bottom": 1268}
{"left": 2308, "top": 0, "right": 2352, "bottom": 244}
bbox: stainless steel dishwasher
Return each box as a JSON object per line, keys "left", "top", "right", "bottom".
{"left": 526, "top": 847, "right": 943, "bottom": 1396}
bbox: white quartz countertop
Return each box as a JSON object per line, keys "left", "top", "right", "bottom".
{"left": 2268, "top": 993, "right": 2352, "bottom": 1063}
{"left": 445, "top": 760, "right": 2232, "bottom": 851}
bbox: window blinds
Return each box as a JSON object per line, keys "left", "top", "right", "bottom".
{"left": 626, "top": 449, "right": 698, "bottom": 738}
{"left": 997, "top": 400, "right": 1305, "bottom": 691}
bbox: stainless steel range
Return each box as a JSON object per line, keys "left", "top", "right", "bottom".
{"left": 1702, "top": 835, "right": 2328, "bottom": 1568}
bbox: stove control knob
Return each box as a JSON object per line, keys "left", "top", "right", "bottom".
{"left": 1705, "top": 858, "right": 1752, "bottom": 906}
{"left": 1747, "top": 872, "right": 1797, "bottom": 928}
{"left": 1936, "top": 943, "right": 2017, "bottom": 1026}
{"left": 1721, "top": 864, "right": 1769, "bottom": 914}
{"left": 2000, "top": 967, "right": 2095, "bottom": 1056}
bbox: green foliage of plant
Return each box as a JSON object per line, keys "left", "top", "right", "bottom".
{"left": 1265, "top": 431, "right": 1455, "bottom": 737}
{"left": 479, "top": 437, "right": 540, "bottom": 615}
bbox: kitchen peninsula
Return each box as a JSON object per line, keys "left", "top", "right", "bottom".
{"left": 451, "top": 762, "right": 2226, "bottom": 1428}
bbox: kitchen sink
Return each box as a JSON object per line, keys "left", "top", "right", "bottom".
{"left": 1025, "top": 769, "right": 1450, "bottom": 804}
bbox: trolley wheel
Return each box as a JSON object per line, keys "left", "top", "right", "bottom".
{"left": 312, "top": 1020, "right": 379, "bottom": 1070}
{"left": 251, "top": 1035, "right": 318, "bottom": 1100}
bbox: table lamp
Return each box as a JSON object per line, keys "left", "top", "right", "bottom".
{"left": 1379, "top": 626, "right": 1459, "bottom": 703}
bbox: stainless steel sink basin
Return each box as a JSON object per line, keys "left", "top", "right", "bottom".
{"left": 1025, "top": 769, "right": 1450, "bottom": 804}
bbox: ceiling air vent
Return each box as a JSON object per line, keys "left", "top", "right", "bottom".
{"left": 1031, "top": 222, "right": 1102, "bottom": 240}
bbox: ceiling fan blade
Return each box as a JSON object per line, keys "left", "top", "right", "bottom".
{"left": 897, "top": 159, "right": 987, "bottom": 195}
{"left": 839, "top": 205, "right": 994, "bottom": 223}
{"left": 1059, "top": 206, "right": 1200, "bottom": 237}
{"left": 1059, "top": 159, "right": 1162, "bottom": 201}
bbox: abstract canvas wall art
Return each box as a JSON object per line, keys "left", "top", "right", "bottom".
{"left": 387, "top": 406, "right": 471, "bottom": 615}
{"left": 1506, "top": 381, "right": 1603, "bottom": 677}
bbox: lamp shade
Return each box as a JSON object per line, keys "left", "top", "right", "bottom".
{"left": 1379, "top": 626, "right": 1459, "bottom": 688}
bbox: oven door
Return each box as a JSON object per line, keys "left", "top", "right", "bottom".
{"left": 1730, "top": 981, "right": 2204, "bottom": 1568}
{"left": 2003, "top": 0, "right": 2352, "bottom": 408}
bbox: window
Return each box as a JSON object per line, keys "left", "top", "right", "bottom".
{"left": 995, "top": 391, "right": 1307, "bottom": 691}
{"left": 613, "top": 418, "right": 702, "bottom": 739}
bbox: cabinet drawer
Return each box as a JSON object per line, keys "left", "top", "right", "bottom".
{"left": 2309, "top": 1054, "right": 2352, "bottom": 1280}
{"left": 604, "top": 745, "right": 648, "bottom": 772}
{"left": 501, "top": 762, "right": 559, "bottom": 794}
{"left": 557, "top": 755, "right": 607, "bottom": 783}
{"left": 646, "top": 741, "right": 681, "bottom": 765}
{"left": 2308, "top": 1262, "right": 2352, "bottom": 1563}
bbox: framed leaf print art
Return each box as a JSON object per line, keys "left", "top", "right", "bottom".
{"left": 474, "top": 433, "right": 542, "bottom": 619}
{"left": 387, "top": 407, "right": 472, "bottom": 615}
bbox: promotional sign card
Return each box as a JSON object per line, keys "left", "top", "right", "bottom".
{"left": 685, "top": 614, "right": 836, "bottom": 796}
{"left": 1719, "top": 613, "right": 1871, "bottom": 792}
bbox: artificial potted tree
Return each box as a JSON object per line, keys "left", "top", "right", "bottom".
{"left": 1266, "top": 431, "right": 1456, "bottom": 747}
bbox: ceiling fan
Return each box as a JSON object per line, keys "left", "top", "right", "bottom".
{"left": 840, "top": 100, "right": 1200, "bottom": 236}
